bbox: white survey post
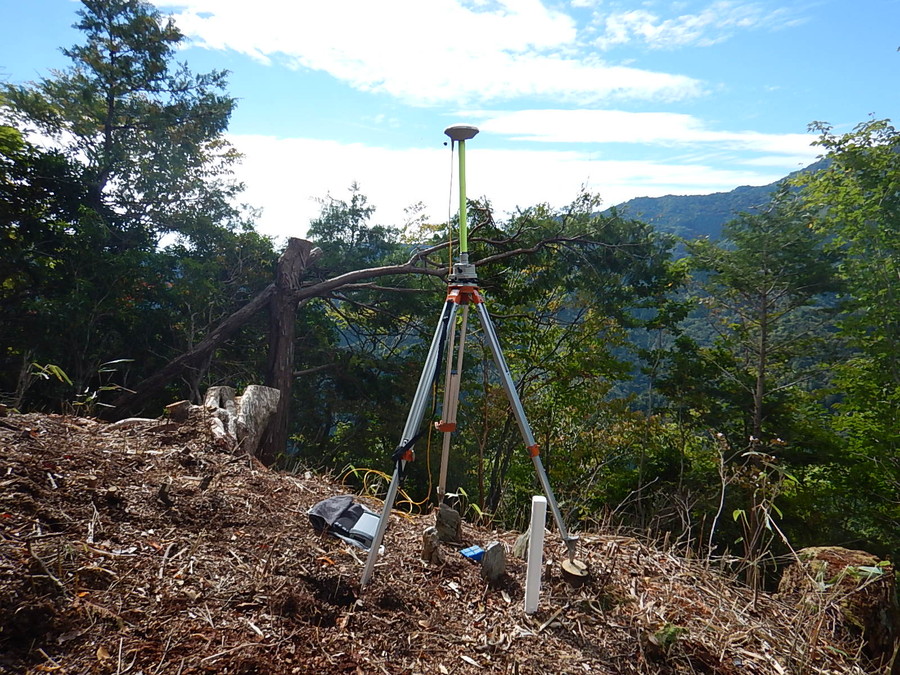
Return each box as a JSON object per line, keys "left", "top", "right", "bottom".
{"left": 524, "top": 495, "right": 547, "bottom": 614}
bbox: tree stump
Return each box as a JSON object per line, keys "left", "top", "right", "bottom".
{"left": 778, "top": 546, "right": 899, "bottom": 673}
{"left": 236, "top": 385, "right": 281, "bottom": 456}
{"left": 512, "top": 531, "right": 529, "bottom": 560}
{"left": 561, "top": 558, "right": 590, "bottom": 587}
{"left": 204, "top": 385, "right": 280, "bottom": 458}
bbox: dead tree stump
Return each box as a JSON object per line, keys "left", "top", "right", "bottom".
{"left": 205, "top": 385, "right": 280, "bottom": 458}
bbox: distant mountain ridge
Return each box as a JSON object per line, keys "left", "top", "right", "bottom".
{"left": 608, "top": 159, "right": 827, "bottom": 240}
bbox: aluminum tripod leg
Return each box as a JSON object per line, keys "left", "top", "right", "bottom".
{"left": 475, "top": 301, "right": 579, "bottom": 561}
{"left": 437, "top": 304, "right": 470, "bottom": 500}
{"left": 361, "top": 300, "right": 459, "bottom": 586}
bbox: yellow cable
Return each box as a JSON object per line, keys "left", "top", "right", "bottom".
{"left": 396, "top": 384, "right": 436, "bottom": 511}
{"left": 340, "top": 403, "right": 436, "bottom": 516}
{"left": 340, "top": 466, "right": 419, "bottom": 518}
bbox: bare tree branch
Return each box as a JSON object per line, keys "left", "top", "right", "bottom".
{"left": 107, "top": 243, "right": 453, "bottom": 418}
{"left": 293, "top": 363, "right": 334, "bottom": 378}
{"left": 333, "top": 282, "right": 434, "bottom": 294}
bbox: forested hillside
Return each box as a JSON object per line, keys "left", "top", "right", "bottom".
{"left": 609, "top": 159, "right": 829, "bottom": 239}
{"left": 2, "top": 0, "right": 897, "bottom": 613}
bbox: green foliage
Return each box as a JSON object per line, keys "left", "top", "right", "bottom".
{"left": 644, "top": 188, "right": 848, "bottom": 572}
{"left": 3, "top": 0, "right": 242, "bottom": 243}
{"left": 651, "top": 623, "right": 687, "bottom": 652}
{"left": 307, "top": 184, "right": 401, "bottom": 273}
{"left": 680, "top": 186, "right": 840, "bottom": 443}
{"left": 0, "top": 1, "right": 276, "bottom": 412}
{"left": 793, "top": 118, "right": 900, "bottom": 560}
{"left": 30, "top": 363, "right": 74, "bottom": 387}
{"left": 70, "top": 358, "right": 135, "bottom": 415}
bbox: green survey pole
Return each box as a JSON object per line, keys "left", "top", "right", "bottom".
{"left": 457, "top": 139, "right": 468, "bottom": 255}
{"left": 444, "top": 125, "right": 479, "bottom": 263}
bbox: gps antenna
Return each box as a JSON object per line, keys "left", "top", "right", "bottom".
{"left": 444, "top": 124, "right": 479, "bottom": 281}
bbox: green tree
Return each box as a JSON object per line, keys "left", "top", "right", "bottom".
{"left": 684, "top": 187, "right": 840, "bottom": 445}
{"left": 3, "top": 0, "right": 242, "bottom": 246}
{"left": 0, "top": 124, "right": 86, "bottom": 404}
{"left": 795, "top": 119, "right": 900, "bottom": 557}
{"left": 307, "top": 184, "right": 401, "bottom": 274}
{"left": 651, "top": 189, "right": 841, "bottom": 577}
{"left": 0, "top": 1, "right": 273, "bottom": 411}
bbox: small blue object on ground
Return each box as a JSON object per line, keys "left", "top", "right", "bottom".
{"left": 460, "top": 546, "right": 485, "bottom": 562}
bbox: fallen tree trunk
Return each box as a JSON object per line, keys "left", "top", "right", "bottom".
{"left": 106, "top": 239, "right": 446, "bottom": 431}
{"left": 106, "top": 285, "right": 277, "bottom": 417}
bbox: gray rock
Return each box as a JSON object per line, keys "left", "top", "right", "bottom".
{"left": 421, "top": 526, "right": 444, "bottom": 564}
{"left": 481, "top": 541, "right": 506, "bottom": 583}
{"left": 435, "top": 503, "right": 462, "bottom": 542}
{"left": 512, "top": 531, "right": 529, "bottom": 559}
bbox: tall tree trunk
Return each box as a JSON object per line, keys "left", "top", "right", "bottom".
{"left": 258, "top": 238, "right": 319, "bottom": 466}
{"left": 752, "top": 293, "right": 768, "bottom": 441}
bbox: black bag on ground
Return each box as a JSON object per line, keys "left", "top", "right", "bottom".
{"left": 308, "top": 495, "right": 381, "bottom": 550}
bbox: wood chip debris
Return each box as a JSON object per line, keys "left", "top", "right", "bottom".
{"left": 0, "top": 411, "right": 874, "bottom": 674}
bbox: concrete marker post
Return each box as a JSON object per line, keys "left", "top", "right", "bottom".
{"left": 524, "top": 495, "right": 547, "bottom": 615}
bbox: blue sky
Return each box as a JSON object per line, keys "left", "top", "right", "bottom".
{"left": 2, "top": 0, "right": 898, "bottom": 243}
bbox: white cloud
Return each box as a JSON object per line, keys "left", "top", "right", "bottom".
{"left": 230, "top": 132, "right": 796, "bottom": 243}
{"left": 153, "top": 0, "right": 703, "bottom": 104}
{"left": 229, "top": 134, "right": 449, "bottom": 243}
{"left": 472, "top": 109, "right": 819, "bottom": 158}
{"left": 594, "top": 1, "right": 801, "bottom": 50}
{"left": 137, "top": 2, "right": 815, "bottom": 243}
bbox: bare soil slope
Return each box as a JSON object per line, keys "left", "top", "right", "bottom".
{"left": 0, "top": 411, "right": 870, "bottom": 674}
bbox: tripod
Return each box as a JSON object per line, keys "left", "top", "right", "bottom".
{"left": 361, "top": 125, "right": 578, "bottom": 586}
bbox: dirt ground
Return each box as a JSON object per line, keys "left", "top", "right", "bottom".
{"left": 0, "top": 409, "right": 876, "bottom": 674}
